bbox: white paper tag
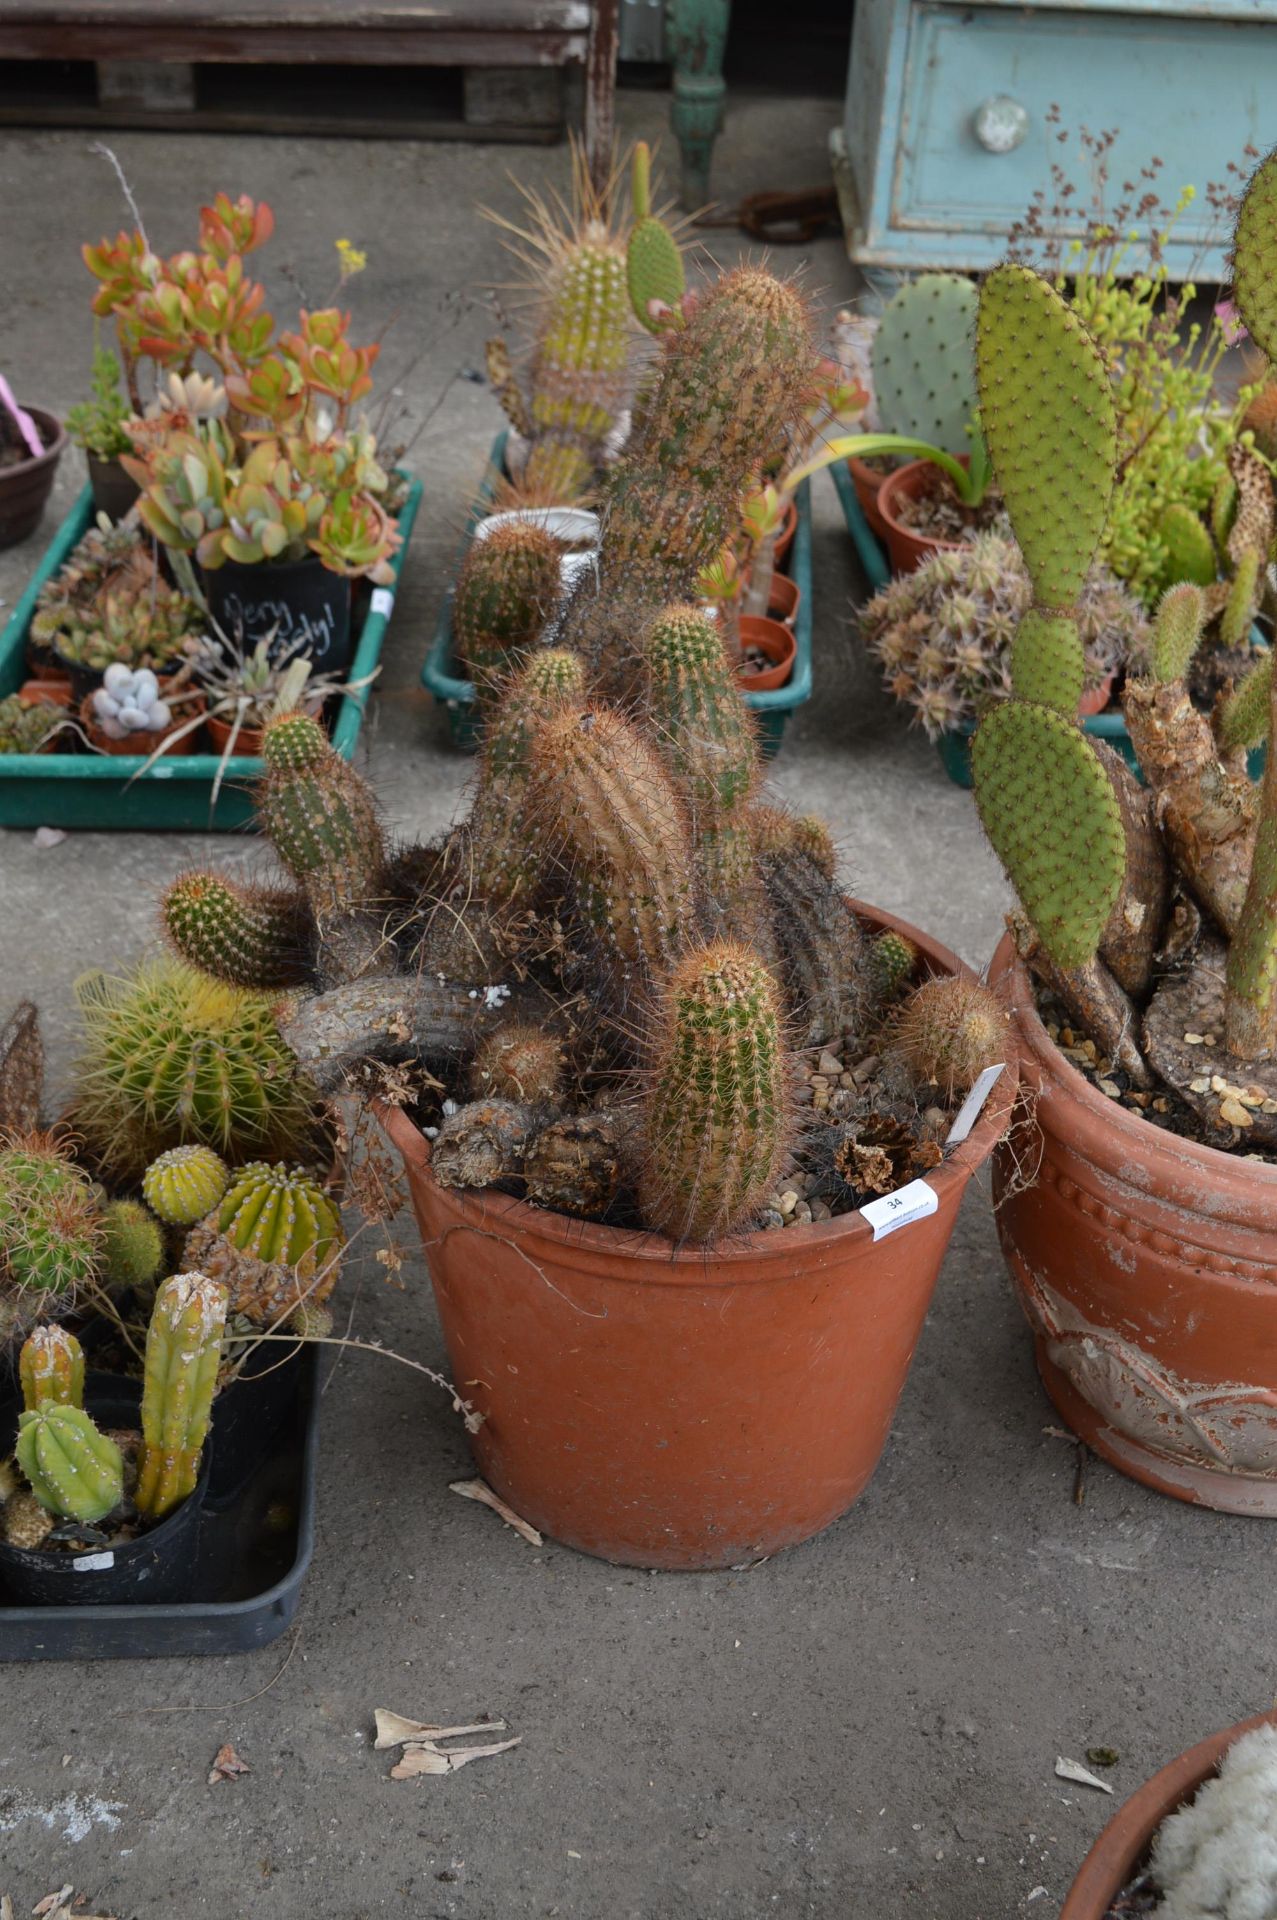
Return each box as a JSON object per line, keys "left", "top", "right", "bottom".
{"left": 945, "top": 1062, "right": 1006, "bottom": 1146}
{"left": 73, "top": 1551, "right": 114, "bottom": 1573}
{"left": 859, "top": 1179, "right": 939, "bottom": 1241}
{"left": 370, "top": 586, "right": 395, "bottom": 619}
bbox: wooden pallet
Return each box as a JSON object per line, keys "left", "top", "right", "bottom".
{"left": 0, "top": 0, "right": 619, "bottom": 146}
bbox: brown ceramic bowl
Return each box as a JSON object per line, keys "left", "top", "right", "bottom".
{"left": 0, "top": 405, "right": 67, "bottom": 548}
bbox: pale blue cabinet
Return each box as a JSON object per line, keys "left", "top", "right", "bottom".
{"left": 833, "top": 0, "right": 1277, "bottom": 278}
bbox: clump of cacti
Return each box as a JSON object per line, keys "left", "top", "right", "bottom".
{"left": 968, "top": 153, "right": 1277, "bottom": 1148}
{"left": 182, "top": 1160, "right": 343, "bottom": 1325}
{"left": 0, "top": 1135, "right": 101, "bottom": 1345}
{"left": 142, "top": 1143, "right": 230, "bottom": 1226}
{"left": 151, "top": 258, "right": 999, "bottom": 1243}
{"left": 136, "top": 1272, "right": 227, "bottom": 1519}
{"left": 0, "top": 694, "right": 65, "bottom": 755}
{"left": 71, "top": 957, "right": 321, "bottom": 1182}
{"left": 861, "top": 533, "right": 1146, "bottom": 740}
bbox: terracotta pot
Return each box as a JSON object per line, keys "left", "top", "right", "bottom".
{"left": 85, "top": 450, "right": 140, "bottom": 522}
{"left": 1060, "top": 1709, "right": 1277, "bottom": 1917}
{"left": 81, "top": 687, "right": 206, "bottom": 758}
{"left": 848, "top": 455, "right": 891, "bottom": 543}
{"left": 206, "top": 698, "right": 324, "bottom": 758}
{"left": 989, "top": 935, "right": 1277, "bottom": 1515}
{"left": 771, "top": 496, "right": 798, "bottom": 566}
{"left": 0, "top": 405, "right": 66, "bottom": 549}
{"left": 737, "top": 613, "right": 797, "bottom": 692}
{"left": 1078, "top": 671, "right": 1116, "bottom": 719}
{"left": 767, "top": 571, "right": 800, "bottom": 627}
{"left": 382, "top": 902, "right": 1016, "bottom": 1571}
{"left": 877, "top": 457, "right": 977, "bottom": 575}
{"left": 17, "top": 677, "right": 72, "bottom": 711}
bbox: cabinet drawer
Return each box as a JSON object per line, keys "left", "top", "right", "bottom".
{"left": 895, "top": 3, "right": 1270, "bottom": 251}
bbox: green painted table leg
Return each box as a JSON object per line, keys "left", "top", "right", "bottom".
{"left": 666, "top": 0, "right": 730, "bottom": 208}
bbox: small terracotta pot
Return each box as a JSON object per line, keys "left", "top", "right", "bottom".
{"left": 85, "top": 450, "right": 140, "bottom": 522}
{"left": 81, "top": 687, "right": 206, "bottom": 758}
{"left": 990, "top": 934, "right": 1277, "bottom": 1515}
{"left": 206, "top": 698, "right": 324, "bottom": 758}
{"left": 767, "top": 572, "right": 801, "bottom": 627}
{"left": 1078, "top": 672, "right": 1116, "bottom": 718}
{"left": 383, "top": 901, "right": 1016, "bottom": 1570}
{"left": 0, "top": 405, "right": 67, "bottom": 549}
{"left": 737, "top": 613, "right": 797, "bottom": 691}
{"left": 771, "top": 496, "right": 799, "bottom": 566}
{"left": 848, "top": 455, "right": 891, "bottom": 542}
{"left": 17, "top": 678, "right": 73, "bottom": 711}
{"left": 1060, "top": 1709, "right": 1277, "bottom": 1917}
{"left": 878, "top": 457, "right": 975, "bottom": 575}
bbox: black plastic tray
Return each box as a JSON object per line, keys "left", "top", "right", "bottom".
{"left": 0, "top": 1346, "right": 319, "bottom": 1661}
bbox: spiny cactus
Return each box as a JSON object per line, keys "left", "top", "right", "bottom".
{"left": 1149, "top": 582, "right": 1207, "bottom": 687}
{"left": 20, "top": 1325, "right": 85, "bottom": 1411}
{"left": 258, "top": 713, "right": 387, "bottom": 976}
{"left": 17, "top": 1403, "right": 124, "bottom": 1524}
{"left": 627, "top": 140, "right": 685, "bottom": 332}
{"left": 894, "top": 976, "right": 1009, "bottom": 1100}
{"left": 531, "top": 704, "right": 696, "bottom": 991}
{"left": 71, "top": 958, "right": 319, "bottom": 1182}
{"left": 183, "top": 1160, "right": 343, "bottom": 1325}
{"left": 1231, "top": 146, "right": 1277, "bottom": 362}
{"left": 869, "top": 929, "right": 919, "bottom": 1001}
{"left": 162, "top": 872, "right": 312, "bottom": 990}
{"left": 470, "top": 1024, "right": 564, "bottom": 1104}
{"left": 454, "top": 520, "right": 564, "bottom": 702}
{"left": 641, "top": 604, "right": 758, "bottom": 816}
{"left": 136, "top": 1271, "right": 228, "bottom": 1520}
{"left": 1220, "top": 652, "right": 1274, "bottom": 754}
{"left": 750, "top": 806, "right": 867, "bottom": 1047}
{"left": 101, "top": 1199, "right": 165, "bottom": 1293}
{"left": 870, "top": 273, "right": 979, "bottom": 452}
{"left": 0, "top": 1136, "right": 101, "bottom": 1340}
{"left": 143, "top": 1143, "right": 231, "bottom": 1227}
{"left": 639, "top": 942, "right": 789, "bottom": 1245}
{"left": 1156, "top": 501, "right": 1218, "bottom": 591}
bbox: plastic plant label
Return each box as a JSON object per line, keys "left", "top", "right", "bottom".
{"left": 73, "top": 1551, "right": 114, "bottom": 1572}
{"left": 945, "top": 1062, "right": 1006, "bottom": 1146}
{"left": 859, "top": 1179, "right": 939, "bottom": 1241}
{"left": 370, "top": 587, "right": 395, "bottom": 619}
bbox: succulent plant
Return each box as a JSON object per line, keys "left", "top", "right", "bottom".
{"left": 0, "top": 1136, "right": 101, "bottom": 1344}
{"left": 143, "top": 1143, "right": 231, "bottom": 1226}
{"left": 0, "top": 695, "right": 65, "bottom": 755}
{"left": 861, "top": 533, "right": 1147, "bottom": 740}
{"left": 135, "top": 1271, "right": 228, "bottom": 1519}
{"left": 101, "top": 1199, "right": 165, "bottom": 1293}
{"left": 71, "top": 957, "right": 320, "bottom": 1182}
{"left": 894, "top": 976, "right": 1009, "bottom": 1100}
{"left": 182, "top": 1159, "right": 343, "bottom": 1325}
{"left": 16, "top": 1404, "right": 124, "bottom": 1525}
{"left": 90, "top": 663, "right": 173, "bottom": 738}
{"left": 31, "top": 517, "right": 201, "bottom": 676}
{"left": 19, "top": 1325, "right": 85, "bottom": 1411}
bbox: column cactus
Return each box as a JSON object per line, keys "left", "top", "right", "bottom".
{"left": 627, "top": 141, "right": 685, "bottom": 331}
{"left": 17, "top": 1404, "right": 124, "bottom": 1524}
{"left": 161, "top": 872, "right": 312, "bottom": 990}
{"left": 639, "top": 941, "right": 789, "bottom": 1245}
{"left": 135, "top": 1271, "right": 228, "bottom": 1521}
{"left": 19, "top": 1325, "right": 85, "bottom": 1411}
{"left": 454, "top": 520, "right": 564, "bottom": 704}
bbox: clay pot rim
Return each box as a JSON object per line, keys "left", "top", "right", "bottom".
{"left": 992, "top": 932, "right": 1277, "bottom": 1206}
{"left": 380, "top": 899, "right": 1017, "bottom": 1279}
{"left": 876, "top": 455, "right": 975, "bottom": 554}
{"left": 1060, "top": 1709, "right": 1277, "bottom": 1918}
{"left": 1, "top": 403, "right": 68, "bottom": 475}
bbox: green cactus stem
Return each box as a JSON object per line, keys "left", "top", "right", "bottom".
{"left": 136, "top": 1271, "right": 228, "bottom": 1521}
{"left": 17, "top": 1404, "right": 124, "bottom": 1524}
{"left": 869, "top": 929, "right": 919, "bottom": 1001}
{"left": 627, "top": 141, "right": 686, "bottom": 332}
{"left": 641, "top": 604, "right": 758, "bottom": 817}
{"left": 161, "top": 871, "right": 311, "bottom": 989}
{"left": 871, "top": 273, "right": 979, "bottom": 450}
{"left": 1225, "top": 654, "right": 1277, "bottom": 1058}
{"left": 142, "top": 1143, "right": 231, "bottom": 1227}
{"left": 1219, "top": 653, "right": 1274, "bottom": 754}
{"left": 751, "top": 810, "right": 868, "bottom": 1047}
{"left": 101, "top": 1199, "right": 165, "bottom": 1294}
{"left": 1149, "top": 583, "right": 1206, "bottom": 686}
{"left": 182, "top": 1160, "right": 343, "bottom": 1326}
{"left": 1156, "top": 502, "right": 1218, "bottom": 592}
{"left": 465, "top": 648, "right": 587, "bottom": 912}
{"left": 1231, "top": 146, "right": 1277, "bottom": 361}
{"left": 0, "top": 1136, "right": 101, "bottom": 1337}
{"left": 19, "top": 1325, "right": 85, "bottom": 1411}
{"left": 454, "top": 520, "right": 564, "bottom": 701}
{"left": 639, "top": 941, "right": 789, "bottom": 1246}
{"left": 1220, "top": 550, "right": 1262, "bottom": 653}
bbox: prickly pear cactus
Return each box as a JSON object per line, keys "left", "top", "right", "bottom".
{"left": 1231, "top": 146, "right": 1277, "bottom": 361}
{"left": 871, "top": 273, "right": 979, "bottom": 451}
{"left": 17, "top": 1403, "right": 123, "bottom": 1524}
{"left": 143, "top": 1143, "right": 231, "bottom": 1227}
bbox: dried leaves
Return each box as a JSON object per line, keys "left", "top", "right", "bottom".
{"left": 208, "top": 1743, "right": 251, "bottom": 1785}
{"left": 449, "top": 1477, "right": 542, "bottom": 1547}
{"left": 374, "top": 1709, "right": 521, "bottom": 1779}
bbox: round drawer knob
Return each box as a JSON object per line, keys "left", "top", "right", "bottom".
{"left": 973, "top": 95, "right": 1029, "bottom": 154}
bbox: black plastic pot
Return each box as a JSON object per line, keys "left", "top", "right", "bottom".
{"left": 86, "top": 450, "right": 139, "bottom": 522}
{"left": 0, "top": 1374, "right": 209, "bottom": 1607}
{"left": 50, "top": 641, "right": 104, "bottom": 706}
{"left": 207, "top": 1339, "right": 303, "bottom": 1508}
{"left": 0, "top": 405, "right": 66, "bottom": 548}
{"left": 205, "top": 552, "right": 353, "bottom": 673}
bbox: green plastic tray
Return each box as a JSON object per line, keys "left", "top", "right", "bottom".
{"left": 0, "top": 473, "right": 422, "bottom": 831}
{"left": 421, "top": 431, "right": 814, "bottom": 758}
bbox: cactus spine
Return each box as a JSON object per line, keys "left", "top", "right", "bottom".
{"left": 20, "top": 1325, "right": 85, "bottom": 1410}
{"left": 639, "top": 942, "right": 789, "bottom": 1245}
{"left": 17, "top": 1404, "right": 124, "bottom": 1524}
{"left": 136, "top": 1272, "right": 228, "bottom": 1520}
{"left": 143, "top": 1143, "right": 231, "bottom": 1227}
{"left": 454, "top": 520, "right": 564, "bottom": 701}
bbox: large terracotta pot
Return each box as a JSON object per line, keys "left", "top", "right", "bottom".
{"left": 878, "top": 456, "right": 974, "bottom": 575}
{"left": 990, "top": 935, "right": 1277, "bottom": 1515}
{"left": 1060, "top": 1709, "right": 1277, "bottom": 1918}
{"left": 383, "top": 903, "right": 1016, "bottom": 1571}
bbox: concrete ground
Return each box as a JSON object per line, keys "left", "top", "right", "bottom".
{"left": 0, "top": 93, "right": 1271, "bottom": 1920}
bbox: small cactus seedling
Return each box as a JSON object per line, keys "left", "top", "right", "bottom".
{"left": 143, "top": 1143, "right": 231, "bottom": 1227}
{"left": 869, "top": 929, "right": 920, "bottom": 1001}
{"left": 17, "top": 1404, "right": 124, "bottom": 1525}
{"left": 639, "top": 941, "right": 789, "bottom": 1245}
{"left": 19, "top": 1325, "right": 85, "bottom": 1411}
{"left": 0, "top": 1135, "right": 101, "bottom": 1341}
{"left": 136, "top": 1271, "right": 228, "bottom": 1520}
{"left": 101, "top": 1199, "right": 165, "bottom": 1293}
{"left": 627, "top": 140, "right": 685, "bottom": 332}
{"left": 894, "top": 976, "right": 1009, "bottom": 1100}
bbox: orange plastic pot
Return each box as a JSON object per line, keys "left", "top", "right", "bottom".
{"left": 81, "top": 688, "right": 206, "bottom": 758}
{"left": 848, "top": 456, "right": 891, "bottom": 542}
{"left": 990, "top": 934, "right": 1277, "bottom": 1515}
{"left": 383, "top": 903, "right": 1016, "bottom": 1570}
{"left": 767, "top": 571, "right": 800, "bottom": 627}
{"left": 771, "top": 496, "right": 798, "bottom": 566}
{"left": 878, "top": 457, "right": 974, "bottom": 575}
{"left": 737, "top": 613, "right": 797, "bottom": 691}
{"left": 1060, "top": 1709, "right": 1277, "bottom": 1918}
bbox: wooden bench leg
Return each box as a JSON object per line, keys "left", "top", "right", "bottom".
{"left": 666, "top": 0, "right": 730, "bottom": 208}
